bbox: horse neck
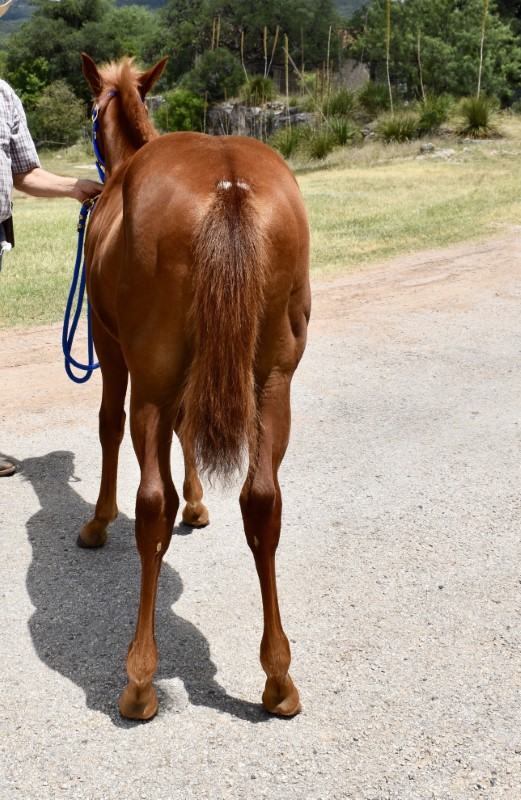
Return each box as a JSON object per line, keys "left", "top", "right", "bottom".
{"left": 102, "top": 97, "right": 157, "bottom": 178}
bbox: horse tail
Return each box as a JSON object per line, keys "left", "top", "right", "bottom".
{"left": 179, "top": 182, "right": 267, "bottom": 481}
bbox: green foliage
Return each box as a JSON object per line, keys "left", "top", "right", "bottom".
{"left": 5, "top": 0, "right": 162, "bottom": 103}
{"left": 29, "top": 80, "right": 86, "bottom": 146}
{"left": 348, "top": 0, "right": 521, "bottom": 102}
{"left": 270, "top": 126, "right": 304, "bottom": 159}
{"left": 329, "top": 117, "right": 360, "bottom": 145}
{"left": 182, "top": 48, "right": 244, "bottom": 101}
{"left": 375, "top": 111, "right": 419, "bottom": 143}
{"left": 302, "top": 127, "right": 338, "bottom": 159}
{"left": 416, "top": 93, "right": 453, "bottom": 134}
{"left": 456, "top": 95, "right": 501, "bottom": 138}
{"left": 326, "top": 87, "right": 357, "bottom": 116}
{"left": 241, "top": 76, "right": 276, "bottom": 105}
{"left": 154, "top": 89, "right": 205, "bottom": 132}
{"left": 155, "top": 0, "right": 341, "bottom": 85}
{"left": 205, "top": 0, "right": 341, "bottom": 70}
{"left": 7, "top": 56, "right": 49, "bottom": 110}
{"left": 356, "top": 82, "right": 392, "bottom": 116}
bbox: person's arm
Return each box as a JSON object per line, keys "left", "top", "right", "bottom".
{"left": 13, "top": 167, "right": 102, "bottom": 203}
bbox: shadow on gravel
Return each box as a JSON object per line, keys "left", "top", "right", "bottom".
{"left": 21, "top": 450, "right": 267, "bottom": 728}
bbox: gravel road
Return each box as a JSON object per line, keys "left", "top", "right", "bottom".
{"left": 1, "top": 232, "right": 520, "bottom": 800}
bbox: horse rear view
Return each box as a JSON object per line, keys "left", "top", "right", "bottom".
{"left": 80, "top": 55, "right": 310, "bottom": 720}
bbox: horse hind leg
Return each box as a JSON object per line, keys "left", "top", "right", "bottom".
{"left": 119, "top": 392, "right": 179, "bottom": 720}
{"left": 78, "top": 316, "right": 128, "bottom": 548}
{"left": 175, "top": 414, "right": 209, "bottom": 528}
{"left": 239, "top": 371, "right": 301, "bottom": 716}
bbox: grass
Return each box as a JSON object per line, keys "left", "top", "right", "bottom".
{"left": 2, "top": 118, "right": 521, "bottom": 326}
{"left": 0, "top": 144, "right": 97, "bottom": 327}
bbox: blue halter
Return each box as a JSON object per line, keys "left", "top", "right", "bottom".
{"left": 92, "top": 89, "right": 119, "bottom": 182}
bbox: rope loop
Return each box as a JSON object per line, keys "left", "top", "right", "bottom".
{"left": 62, "top": 200, "right": 100, "bottom": 384}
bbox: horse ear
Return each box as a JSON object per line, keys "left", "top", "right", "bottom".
{"left": 138, "top": 57, "right": 169, "bottom": 99}
{"left": 82, "top": 53, "right": 103, "bottom": 97}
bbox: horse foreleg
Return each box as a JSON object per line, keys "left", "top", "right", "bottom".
{"left": 78, "top": 317, "right": 128, "bottom": 548}
{"left": 119, "top": 397, "right": 179, "bottom": 720}
{"left": 239, "top": 373, "right": 301, "bottom": 717}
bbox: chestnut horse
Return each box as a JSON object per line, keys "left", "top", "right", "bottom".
{"left": 80, "top": 55, "right": 310, "bottom": 720}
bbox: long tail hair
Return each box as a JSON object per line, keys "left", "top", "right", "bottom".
{"left": 179, "top": 182, "right": 267, "bottom": 481}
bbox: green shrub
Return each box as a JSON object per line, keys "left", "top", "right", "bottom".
{"left": 456, "top": 95, "right": 501, "bottom": 139}
{"left": 357, "top": 82, "right": 391, "bottom": 116}
{"left": 241, "top": 75, "right": 276, "bottom": 105}
{"left": 329, "top": 117, "right": 359, "bottom": 146}
{"left": 326, "top": 87, "right": 357, "bottom": 117}
{"left": 416, "top": 94, "right": 453, "bottom": 134}
{"left": 302, "top": 128, "right": 338, "bottom": 160}
{"left": 29, "top": 80, "right": 85, "bottom": 147}
{"left": 154, "top": 89, "right": 205, "bottom": 133}
{"left": 270, "top": 126, "right": 304, "bottom": 159}
{"left": 182, "top": 48, "right": 244, "bottom": 102}
{"left": 375, "top": 111, "right": 419, "bottom": 143}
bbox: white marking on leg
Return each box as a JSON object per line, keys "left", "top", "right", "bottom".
{"left": 217, "top": 180, "right": 232, "bottom": 190}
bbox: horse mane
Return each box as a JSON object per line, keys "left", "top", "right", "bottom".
{"left": 98, "top": 58, "right": 158, "bottom": 148}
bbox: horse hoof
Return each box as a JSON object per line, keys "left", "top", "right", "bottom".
{"left": 182, "top": 502, "right": 210, "bottom": 528}
{"left": 262, "top": 675, "right": 301, "bottom": 717}
{"left": 77, "top": 521, "right": 108, "bottom": 548}
{"left": 119, "top": 682, "right": 158, "bottom": 721}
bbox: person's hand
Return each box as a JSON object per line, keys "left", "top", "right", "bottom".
{"left": 72, "top": 178, "right": 104, "bottom": 203}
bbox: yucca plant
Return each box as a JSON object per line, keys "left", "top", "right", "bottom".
{"left": 456, "top": 95, "right": 500, "bottom": 138}
{"left": 385, "top": 0, "right": 393, "bottom": 113}
{"left": 416, "top": 94, "right": 453, "bottom": 135}
{"left": 270, "top": 126, "right": 303, "bottom": 159}
{"left": 357, "top": 82, "right": 392, "bottom": 117}
{"left": 329, "top": 117, "right": 359, "bottom": 146}
{"left": 325, "top": 87, "right": 357, "bottom": 117}
{"left": 302, "top": 127, "right": 337, "bottom": 160}
{"left": 241, "top": 75, "right": 276, "bottom": 105}
{"left": 375, "top": 111, "right": 419, "bottom": 143}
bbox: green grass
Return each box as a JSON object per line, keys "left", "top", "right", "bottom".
{"left": 0, "top": 144, "right": 97, "bottom": 327}
{"left": 301, "top": 155, "right": 521, "bottom": 275}
{"left": 2, "top": 120, "right": 521, "bottom": 326}
{"left": 0, "top": 196, "right": 81, "bottom": 326}
{"left": 297, "top": 116, "right": 521, "bottom": 276}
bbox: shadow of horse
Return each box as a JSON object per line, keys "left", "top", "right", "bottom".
{"left": 21, "top": 451, "right": 266, "bottom": 727}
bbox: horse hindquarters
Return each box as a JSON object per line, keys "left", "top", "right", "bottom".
{"left": 182, "top": 177, "right": 308, "bottom": 715}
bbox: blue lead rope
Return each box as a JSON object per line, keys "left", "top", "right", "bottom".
{"left": 62, "top": 199, "right": 99, "bottom": 383}
{"left": 63, "top": 92, "right": 119, "bottom": 383}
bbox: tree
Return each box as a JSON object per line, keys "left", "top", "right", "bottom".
{"left": 181, "top": 48, "right": 245, "bottom": 100}
{"left": 5, "top": 0, "right": 162, "bottom": 103}
{"left": 349, "top": 0, "right": 521, "bottom": 102}
{"left": 147, "top": 0, "right": 208, "bottom": 85}
{"left": 30, "top": 80, "right": 86, "bottom": 146}
{"left": 154, "top": 89, "right": 205, "bottom": 132}
{"left": 153, "top": 0, "right": 342, "bottom": 85}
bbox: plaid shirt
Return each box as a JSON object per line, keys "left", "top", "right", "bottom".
{"left": 0, "top": 79, "right": 40, "bottom": 223}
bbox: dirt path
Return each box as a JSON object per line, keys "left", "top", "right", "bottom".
{"left": 2, "top": 231, "right": 519, "bottom": 417}
{"left": 1, "top": 233, "right": 520, "bottom": 800}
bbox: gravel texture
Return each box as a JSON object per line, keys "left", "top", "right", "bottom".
{"left": 1, "top": 233, "right": 520, "bottom": 799}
